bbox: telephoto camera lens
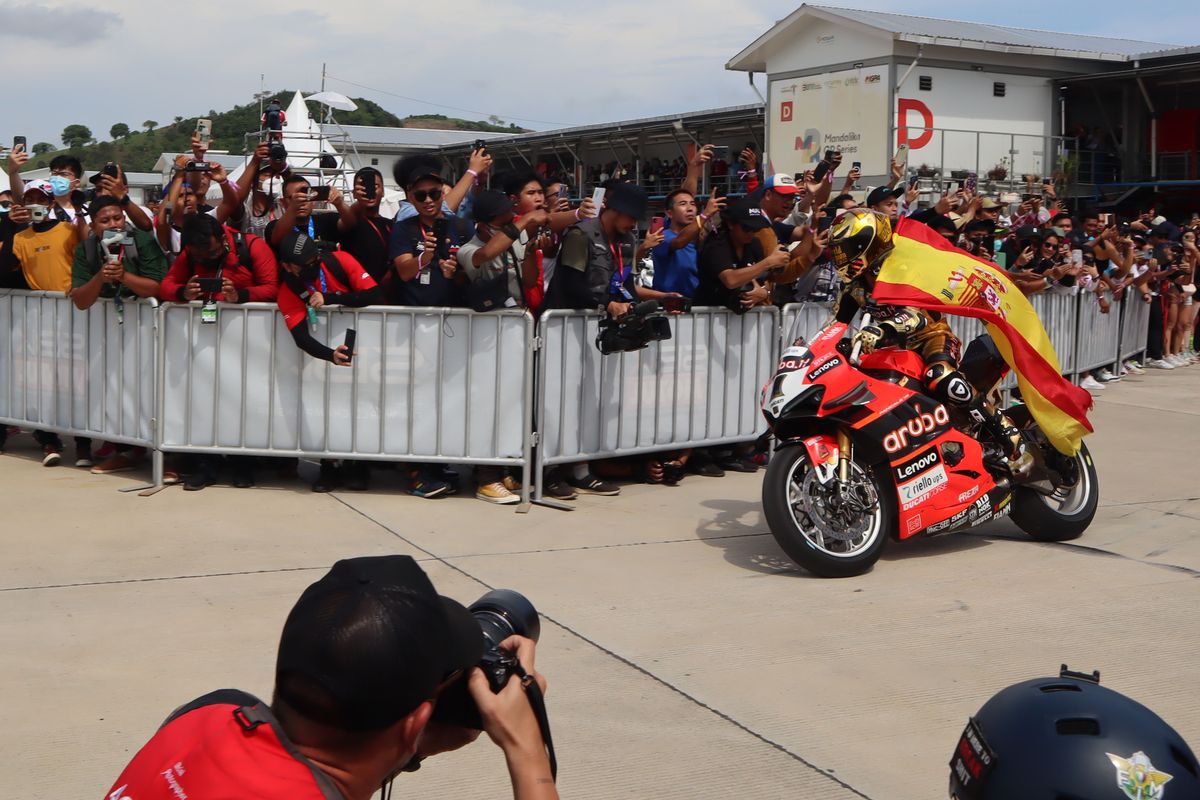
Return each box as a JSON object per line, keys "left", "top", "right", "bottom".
{"left": 431, "top": 589, "right": 540, "bottom": 729}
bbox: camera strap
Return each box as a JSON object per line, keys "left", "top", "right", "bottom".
{"left": 512, "top": 661, "right": 557, "bottom": 781}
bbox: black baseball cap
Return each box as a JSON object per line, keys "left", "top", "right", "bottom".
{"left": 472, "top": 189, "right": 514, "bottom": 224}
{"left": 395, "top": 154, "right": 443, "bottom": 190}
{"left": 866, "top": 185, "right": 903, "bottom": 207}
{"left": 278, "top": 231, "right": 320, "bottom": 266}
{"left": 274, "top": 555, "right": 483, "bottom": 731}
{"left": 604, "top": 181, "right": 648, "bottom": 218}
{"left": 725, "top": 198, "right": 771, "bottom": 231}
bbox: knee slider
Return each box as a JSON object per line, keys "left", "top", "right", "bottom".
{"left": 924, "top": 361, "right": 974, "bottom": 406}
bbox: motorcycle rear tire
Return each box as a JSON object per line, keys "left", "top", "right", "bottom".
{"left": 762, "top": 444, "right": 892, "bottom": 578}
{"left": 1010, "top": 441, "right": 1099, "bottom": 542}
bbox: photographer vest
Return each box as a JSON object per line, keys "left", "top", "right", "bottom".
{"left": 546, "top": 216, "right": 636, "bottom": 310}
{"left": 103, "top": 689, "right": 341, "bottom": 800}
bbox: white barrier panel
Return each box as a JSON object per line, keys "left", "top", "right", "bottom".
{"left": 0, "top": 291, "right": 157, "bottom": 447}
{"left": 159, "top": 303, "right": 533, "bottom": 466}
{"left": 1119, "top": 295, "right": 1151, "bottom": 361}
{"left": 536, "top": 307, "right": 779, "bottom": 473}
{"left": 1074, "top": 292, "right": 1121, "bottom": 373}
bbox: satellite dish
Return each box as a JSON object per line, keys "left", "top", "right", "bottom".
{"left": 305, "top": 91, "right": 358, "bottom": 112}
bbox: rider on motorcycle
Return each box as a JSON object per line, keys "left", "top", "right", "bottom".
{"left": 825, "top": 209, "right": 1026, "bottom": 469}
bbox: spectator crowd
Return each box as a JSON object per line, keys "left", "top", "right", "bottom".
{"left": 1, "top": 129, "right": 1196, "bottom": 498}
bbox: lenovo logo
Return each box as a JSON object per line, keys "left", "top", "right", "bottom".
{"left": 895, "top": 449, "right": 940, "bottom": 481}
{"left": 883, "top": 406, "right": 950, "bottom": 453}
{"left": 808, "top": 356, "right": 843, "bottom": 381}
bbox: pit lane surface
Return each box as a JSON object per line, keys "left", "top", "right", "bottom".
{"left": 1, "top": 366, "right": 1197, "bottom": 799}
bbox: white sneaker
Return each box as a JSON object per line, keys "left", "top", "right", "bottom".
{"left": 1146, "top": 358, "right": 1176, "bottom": 370}
{"left": 1080, "top": 375, "right": 1106, "bottom": 391}
{"left": 1124, "top": 360, "right": 1145, "bottom": 375}
{"left": 1096, "top": 369, "right": 1119, "bottom": 382}
{"left": 1168, "top": 354, "right": 1187, "bottom": 367}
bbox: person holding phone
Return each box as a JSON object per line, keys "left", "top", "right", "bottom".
{"left": 650, "top": 187, "right": 725, "bottom": 298}
{"left": 274, "top": 231, "right": 382, "bottom": 492}
{"left": 388, "top": 155, "right": 467, "bottom": 310}
{"left": 336, "top": 167, "right": 394, "bottom": 290}
{"left": 264, "top": 176, "right": 352, "bottom": 251}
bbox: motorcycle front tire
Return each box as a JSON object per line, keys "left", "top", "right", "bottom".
{"left": 762, "top": 444, "right": 892, "bottom": 578}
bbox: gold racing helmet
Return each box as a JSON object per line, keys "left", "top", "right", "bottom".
{"left": 827, "top": 208, "right": 894, "bottom": 282}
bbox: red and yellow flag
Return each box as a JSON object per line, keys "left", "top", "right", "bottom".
{"left": 872, "top": 218, "right": 1093, "bottom": 455}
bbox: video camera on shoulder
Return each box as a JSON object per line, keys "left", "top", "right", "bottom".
{"left": 596, "top": 300, "right": 673, "bottom": 355}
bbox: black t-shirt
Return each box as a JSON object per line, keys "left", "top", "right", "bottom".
{"left": 695, "top": 231, "right": 765, "bottom": 309}
{"left": 388, "top": 216, "right": 466, "bottom": 307}
{"left": 264, "top": 213, "right": 341, "bottom": 252}
{"left": 0, "top": 213, "right": 29, "bottom": 288}
{"left": 338, "top": 214, "right": 393, "bottom": 283}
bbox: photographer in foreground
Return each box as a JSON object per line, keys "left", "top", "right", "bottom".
{"left": 104, "top": 555, "right": 557, "bottom": 800}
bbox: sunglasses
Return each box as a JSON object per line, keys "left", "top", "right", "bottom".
{"left": 411, "top": 189, "right": 443, "bottom": 203}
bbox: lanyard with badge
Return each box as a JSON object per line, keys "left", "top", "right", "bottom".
{"left": 200, "top": 264, "right": 224, "bottom": 325}
{"left": 305, "top": 268, "right": 327, "bottom": 332}
{"left": 418, "top": 222, "right": 434, "bottom": 285}
{"left": 607, "top": 241, "right": 633, "bottom": 301}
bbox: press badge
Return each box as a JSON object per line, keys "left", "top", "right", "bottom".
{"left": 200, "top": 300, "right": 218, "bottom": 324}
{"left": 419, "top": 270, "right": 431, "bottom": 285}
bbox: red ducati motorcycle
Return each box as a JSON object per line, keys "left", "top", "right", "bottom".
{"left": 760, "top": 316, "right": 1098, "bottom": 577}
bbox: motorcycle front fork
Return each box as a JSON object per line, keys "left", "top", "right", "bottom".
{"left": 837, "top": 428, "right": 853, "bottom": 484}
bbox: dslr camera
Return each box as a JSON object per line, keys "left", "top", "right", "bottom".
{"left": 432, "top": 589, "right": 541, "bottom": 729}
{"left": 596, "top": 299, "right": 673, "bottom": 355}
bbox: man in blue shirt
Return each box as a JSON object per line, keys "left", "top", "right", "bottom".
{"left": 651, "top": 188, "right": 723, "bottom": 298}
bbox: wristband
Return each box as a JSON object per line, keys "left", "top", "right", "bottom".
{"left": 574, "top": 208, "right": 582, "bottom": 221}
{"left": 502, "top": 222, "right": 521, "bottom": 240}
{"left": 224, "top": 179, "right": 237, "bottom": 192}
{"left": 119, "top": 195, "right": 131, "bottom": 207}
{"left": 466, "top": 169, "right": 479, "bottom": 183}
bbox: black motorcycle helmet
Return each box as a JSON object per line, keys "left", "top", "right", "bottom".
{"left": 950, "top": 666, "right": 1199, "bottom": 799}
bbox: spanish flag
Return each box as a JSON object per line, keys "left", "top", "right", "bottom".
{"left": 872, "top": 218, "right": 1093, "bottom": 455}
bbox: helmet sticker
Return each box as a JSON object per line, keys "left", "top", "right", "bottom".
{"left": 1107, "top": 751, "right": 1172, "bottom": 800}
{"left": 950, "top": 718, "right": 996, "bottom": 793}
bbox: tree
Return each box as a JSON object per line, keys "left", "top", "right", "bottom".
{"left": 173, "top": 116, "right": 184, "bottom": 126}
{"left": 487, "top": 115, "right": 504, "bottom": 126}
{"left": 143, "top": 120, "right": 158, "bottom": 132}
{"left": 61, "top": 124, "right": 92, "bottom": 148}
{"left": 110, "top": 122, "right": 130, "bottom": 139}
{"left": 32, "top": 142, "right": 55, "bottom": 156}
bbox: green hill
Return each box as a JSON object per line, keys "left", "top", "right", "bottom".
{"left": 400, "top": 114, "right": 530, "bottom": 133}
{"left": 23, "top": 92, "right": 410, "bottom": 173}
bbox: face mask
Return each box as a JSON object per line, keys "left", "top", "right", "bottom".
{"left": 48, "top": 175, "right": 72, "bottom": 197}
{"left": 28, "top": 204, "right": 48, "bottom": 223}
{"left": 197, "top": 251, "right": 225, "bottom": 269}
{"left": 0, "top": 202, "right": 9, "bottom": 215}
{"left": 300, "top": 262, "right": 320, "bottom": 283}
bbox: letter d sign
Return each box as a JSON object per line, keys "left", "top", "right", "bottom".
{"left": 897, "top": 98, "right": 933, "bottom": 150}
{"left": 781, "top": 101, "right": 794, "bottom": 123}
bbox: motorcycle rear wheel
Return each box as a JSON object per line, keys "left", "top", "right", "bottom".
{"left": 762, "top": 444, "right": 891, "bottom": 577}
{"left": 1010, "top": 441, "right": 1099, "bottom": 542}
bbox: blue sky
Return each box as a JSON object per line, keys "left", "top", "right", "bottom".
{"left": 1, "top": 0, "right": 1195, "bottom": 152}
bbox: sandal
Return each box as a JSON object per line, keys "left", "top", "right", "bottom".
{"left": 642, "top": 459, "right": 664, "bottom": 484}
{"left": 662, "top": 460, "right": 685, "bottom": 486}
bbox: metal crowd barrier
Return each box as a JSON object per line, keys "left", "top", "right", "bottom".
{"left": 1118, "top": 293, "right": 1151, "bottom": 362}
{"left": 1073, "top": 292, "right": 1122, "bottom": 374}
{"left": 0, "top": 291, "right": 158, "bottom": 451}
{"left": 158, "top": 302, "right": 536, "bottom": 503}
{"left": 534, "top": 306, "right": 779, "bottom": 501}
{"left": 0, "top": 287, "right": 1154, "bottom": 506}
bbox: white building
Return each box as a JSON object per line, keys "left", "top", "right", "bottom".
{"left": 726, "top": 5, "right": 1189, "bottom": 190}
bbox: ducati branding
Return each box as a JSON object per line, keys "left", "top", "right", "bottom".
{"left": 883, "top": 406, "right": 950, "bottom": 453}
{"left": 807, "top": 356, "right": 843, "bottom": 381}
{"left": 898, "top": 464, "right": 948, "bottom": 510}
{"left": 957, "top": 486, "right": 980, "bottom": 503}
{"left": 894, "top": 448, "right": 941, "bottom": 482}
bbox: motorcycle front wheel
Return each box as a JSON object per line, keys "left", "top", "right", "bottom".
{"left": 762, "top": 443, "right": 892, "bottom": 578}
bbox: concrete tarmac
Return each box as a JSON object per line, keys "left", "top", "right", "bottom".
{"left": 2, "top": 364, "right": 1198, "bottom": 799}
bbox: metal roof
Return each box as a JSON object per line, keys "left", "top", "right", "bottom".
{"left": 728, "top": 4, "right": 1181, "bottom": 70}
{"left": 432, "top": 104, "right": 764, "bottom": 154}
{"left": 319, "top": 124, "right": 509, "bottom": 149}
